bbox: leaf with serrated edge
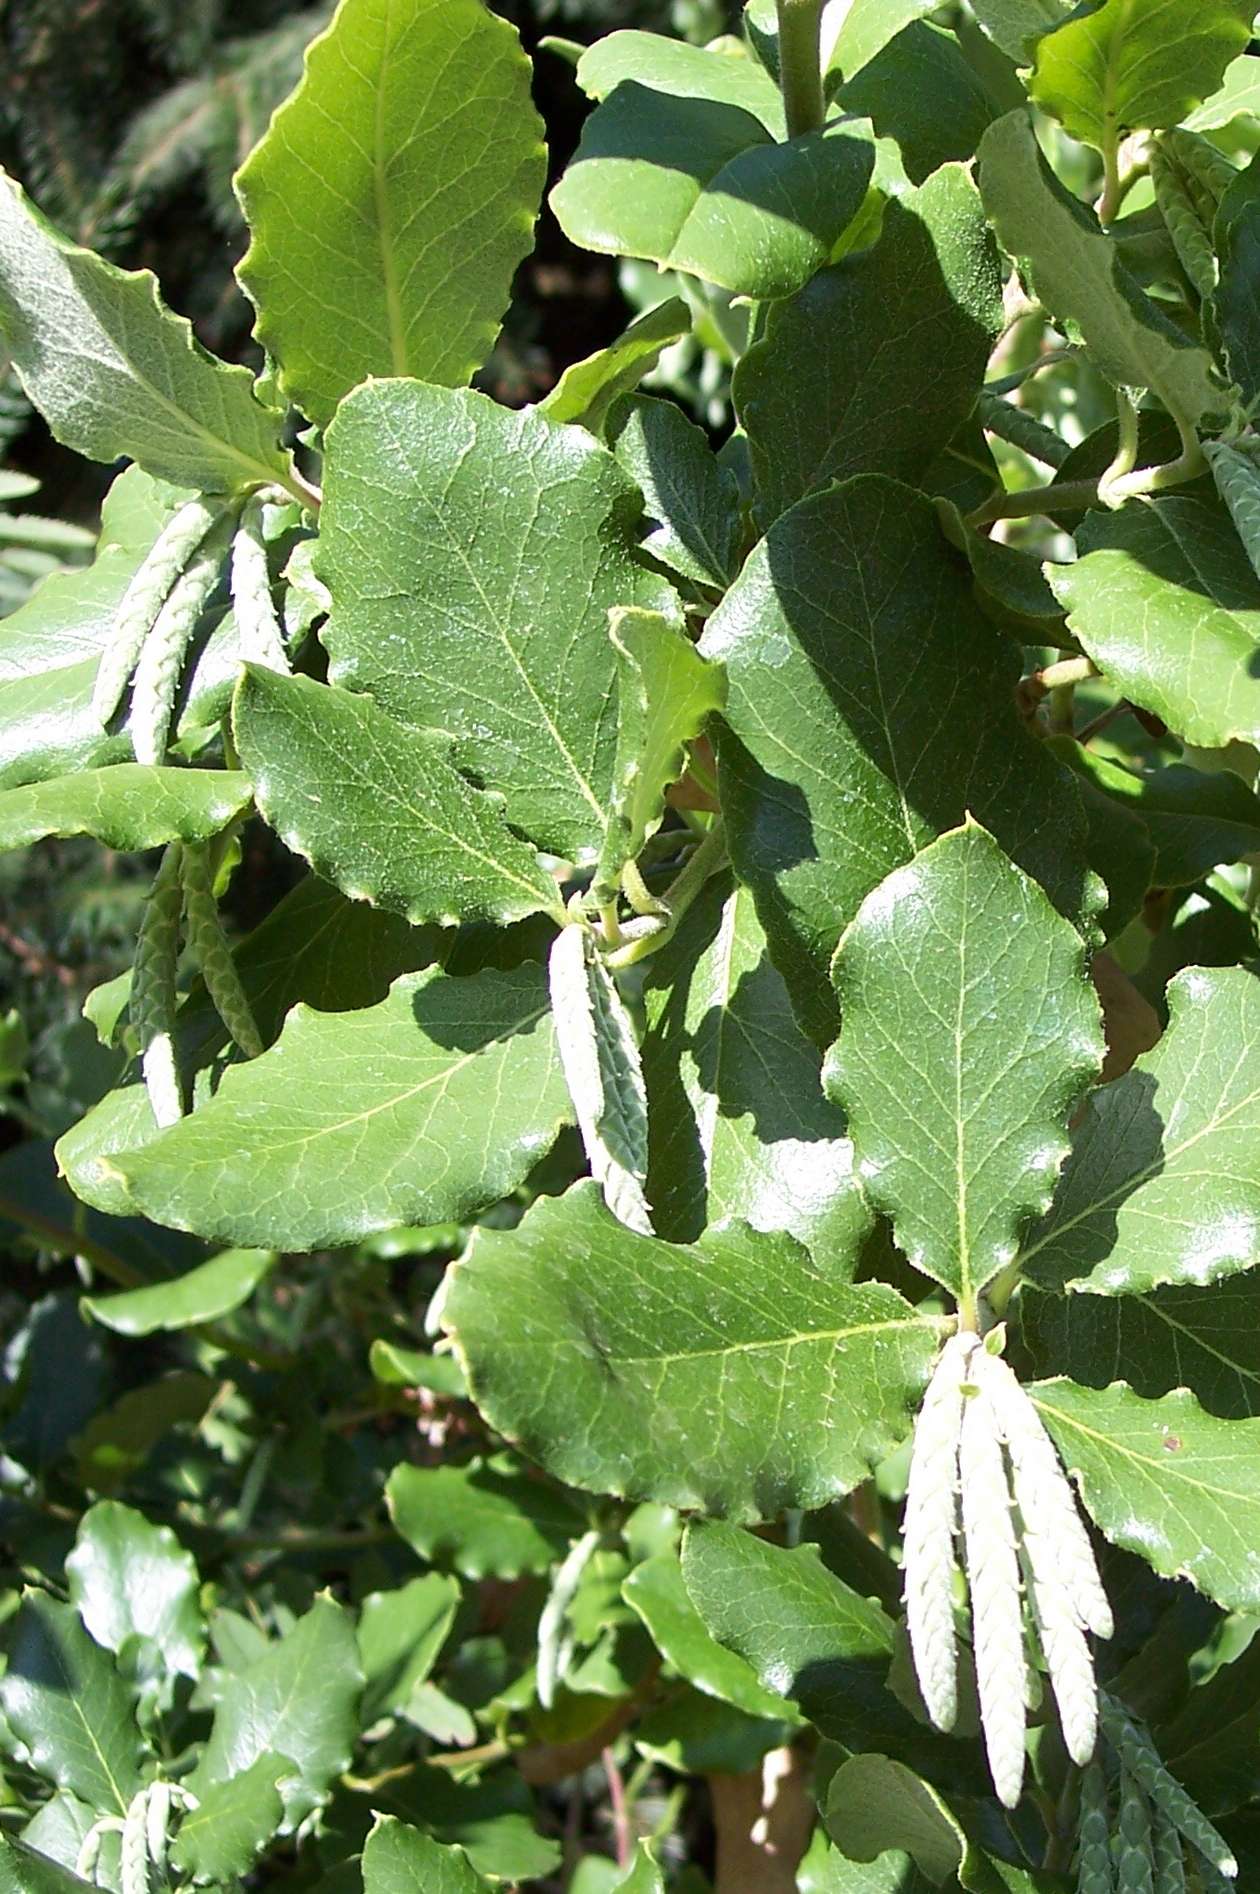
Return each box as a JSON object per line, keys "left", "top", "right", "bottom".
{"left": 443, "top": 1179, "right": 940, "bottom": 1521}
{"left": 733, "top": 163, "right": 1002, "bottom": 527}
{"left": 319, "top": 380, "right": 677, "bottom": 863}
{"left": 65, "top": 1500, "right": 202, "bottom": 1680}
{"left": 1029, "top": 0, "right": 1253, "bottom": 149}
{"left": 825, "top": 823, "right": 1104, "bottom": 1312}
{"left": 977, "top": 112, "right": 1223, "bottom": 426}
{"left": 0, "top": 171, "right": 289, "bottom": 493}
{"left": 386, "top": 1459, "right": 585, "bottom": 1581}
{"left": 234, "top": 668, "right": 562, "bottom": 929}
{"left": 80, "top": 964, "right": 570, "bottom": 1250}
{"left": 1033, "top": 1377, "right": 1260, "bottom": 1611}
{"left": 0, "top": 767, "right": 251, "bottom": 855}
{"left": 362, "top": 1815, "right": 492, "bottom": 1894}
{"left": 170, "top": 1753, "right": 293, "bottom": 1884}
{"left": 540, "top": 300, "right": 690, "bottom": 434}
{"left": 358, "top": 1575, "right": 459, "bottom": 1720}
{"left": 235, "top": 0, "right": 545, "bottom": 428}
{"left": 1022, "top": 966, "right": 1260, "bottom": 1297}
{"left": 1049, "top": 499, "right": 1260, "bottom": 749}
{"left": 702, "top": 475, "right": 1098, "bottom": 1047}
{"left": 0, "top": 1593, "right": 142, "bottom": 1813}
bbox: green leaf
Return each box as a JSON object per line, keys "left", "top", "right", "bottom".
{"left": 361, "top": 1815, "right": 492, "bottom": 1894}
{"left": 1019, "top": 1273, "right": 1260, "bottom": 1420}
{"left": 443, "top": 1179, "right": 938, "bottom": 1521}
{"left": 798, "top": 1831, "right": 936, "bottom": 1894}
{"left": 170, "top": 1753, "right": 293, "bottom": 1884}
{"left": 387, "top": 1458, "right": 584, "bottom": 1580}
{"left": 1029, "top": 0, "right": 1254, "bottom": 149}
{"left": 825, "top": 823, "right": 1103, "bottom": 1313}
{"left": 976, "top": 111, "right": 1223, "bottom": 426}
{"left": 1157, "top": 1635, "right": 1260, "bottom": 1816}
{"left": 700, "top": 476, "right": 1097, "bottom": 1044}
{"left": 0, "top": 170, "right": 289, "bottom": 493}
{"left": 1213, "top": 157, "right": 1260, "bottom": 412}
{"left": 968, "top": 0, "right": 1075, "bottom": 62}
{"left": 1049, "top": 739, "right": 1260, "bottom": 888}
{"left": 370, "top": 1341, "right": 467, "bottom": 1397}
{"left": 827, "top": 0, "right": 944, "bottom": 82}
{"left": 72, "top": 1371, "right": 216, "bottom": 1493}
{"left": 595, "top": 609, "right": 725, "bottom": 891}
{"left": 733, "top": 164, "right": 1002, "bottom": 527}
{"left": 234, "top": 668, "right": 563, "bottom": 929}
{"left": 550, "top": 90, "right": 873, "bottom": 302}
{"left": 611, "top": 1843, "right": 665, "bottom": 1894}
{"left": 65, "top": 1500, "right": 203, "bottom": 1680}
{"left": 188, "top": 1595, "right": 363, "bottom": 1827}
{"left": 548, "top": 924, "right": 652, "bottom": 1233}
{"left": 0, "top": 1837, "right": 97, "bottom": 1894}
{"left": 1187, "top": 53, "right": 1260, "bottom": 130}
{"left": 835, "top": 23, "right": 1002, "bottom": 188}
{"left": 1021, "top": 965, "right": 1260, "bottom": 1297}
{"left": 0, "top": 1593, "right": 142, "bottom": 1813}
{"left": 1053, "top": 746, "right": 1155, "bottom": 942}
{"left": 358, "top": 1576, "right": 460, "bottom": 1720}
{"left": 320, "top": 380, "right": 676, "bottom": 863}
{"left": 81, "top": 1247, "right": 276, "bottom": 1335}
{"left": 575, "top": 28, "right": 785, "bottom": 135}
{"left": 823, "top": 1757, "right": 966, "bottom": 1887}
{"left": 622, "top": 1551, "right": 800, "bottom": 1721}
{"left": 0, "top": 765, "right": 251, "bottom": 854}
{"left": 1032, "top": 1377, "right": 1260, "bottom": 1610}
{"left": 540, "top": 300, "right": 690, "bottom": 434}
{"left": 640, "top": 874, "right": 872, "bottom": 1249}
{"left": 1051, "top": 497, "right": 1260, "bottom": 748}
{"left": 236, "top": 0, "right": 543, "bottom": 429}
{"left": 611, "top": 395, "right": 742, "bottom": 593}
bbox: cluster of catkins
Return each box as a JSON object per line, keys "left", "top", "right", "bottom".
{"left": 1077, "top": 1699, "right": 1238, "bottom": 1894}
{"left": 93, "top": 488, "right": 291, "bottom": 765}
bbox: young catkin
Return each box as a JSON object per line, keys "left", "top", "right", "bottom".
{"left": 230, "top": 495, "right": 290, "bottom": 673}
{"left": 181, "top": 841, "right": 264, "bottom": 1059}
{"left": 958, "top": 1370, "right": 1027, "bottom": 1807}
{"left": 1152, "top": 1805, "right": 1189, "bottom": 1894}
{"left": 1149, "top": 144, "right": 1218, "bottom": 298}
{"left": 92, "top": 496, "right": 220, "bottom": 725}
{"left": 1116, "top": 1769, "right": 1156, "bottom": 1894}
{"left": 1078, "top": 1758, "right": 1117, "bottom": 1894}
{"left": 129, "top": 516, "right": 234, "bottom": 765}
{"left": 120, "top": 1789, "right": 150, "bottom": 1894}
{"left": 132, "top": 842, "right": 185, "bottom": 1128}
{"left": 1161, "top": 129, "right": 1238, "bottom": 217}
{"left": 902, "top": 1330, "right": 975, "bottom": 1732}
{"left": 1100, "top": 1698, "right": 1238, "bottom": 1879}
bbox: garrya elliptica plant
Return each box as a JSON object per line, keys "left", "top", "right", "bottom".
{"left": 5, "top": 0, "right": 1260, "bottom": 1885}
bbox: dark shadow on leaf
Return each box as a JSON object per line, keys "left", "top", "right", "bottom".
{"left": 1022, "top": 1069, "right": 1165, "bottom": 1290}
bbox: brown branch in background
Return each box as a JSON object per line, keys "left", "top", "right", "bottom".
{"left": 603, "top": 1745, "right": 633, "bottom": 1870}
{"left": 708, "top": 1746, "right": 813, "bottom": 1894}
{"left": 0, "top": 920, "right": 76, "bottom": 986}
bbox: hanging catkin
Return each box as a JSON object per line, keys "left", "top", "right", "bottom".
{"left": 959, "top": 1365, "right": 1026, "bottom": 1807}
{"left": 181, "top": 841, "right": 264, "bottom": 1059}
{"left": 1100, "top": 1698, "right": 1237, "bottom": 1879}
{"left": 1115, "top": 1769, "right": 1156, "bottom": 1894}
{"left": 902, "top": 1329, "right": 974, "bottom": 1732}
{"left": 93, "top": 496, "right": 221, "bottom": 725}
{"left": 230, "top": 493, "right": 291, "bottom": 673}
{"left": 129, "top": 513, "right": 234, "bottom": 765}
{"left": 1077, "top": 1757, "right": 1116, "bottom": 1894}
{"left": 132, "top": 842, "right": 185, "bottom": 1128}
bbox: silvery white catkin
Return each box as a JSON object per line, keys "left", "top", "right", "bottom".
{"left": 180, "top": 841, "right": 264, "bottom": 1059}
{"left": 1078, "top": 1758, "right": 1117, "bottom": 1894}
{"left": 1020, "top": 1534, "right": 1100, "bottom": 1766}
{"left": 230, "top": 495, "right": 291, "bottom": 673}
{"left": 120, "top": 1790, "right": 150, "bottom": 1894}
{"left": 92, "top": 496, "right": 220, "bottom": 725}
{"left": 981, "top": 1348, "right": 1113, "bottom": 1639}
{"left": 133, "top": 842, "right": 185, "bottom": 1129}
{"left": 902, "top": 1330, "right": 975, "bottom": 1732}
{"left": 129, "top": 517, "right": 234, "bottom": 765}
{"left": 1116, "top": 1769, "right": 1156, "bottom": 1894}
{"left": 1152, "top": 1805, "right": 1188, "bottom": 1894}
{"left": 1100, "top": 1698, "right": 1238, "bottom": 1880}
{"left": 959, "top": 1369, "right": 1027, "bottom": 1808}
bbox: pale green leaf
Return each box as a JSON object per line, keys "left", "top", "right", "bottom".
{"left": 961, "top": 0, "right": 1075, "bottom": 62}
{"left": 72, "top": 964, "right": 569, "bottom": 1249}
{"left": 700, "top": 476, "right": 1097, "bottom": 1044}
{"left": 595, "top": 608, "right": 725, "bottom": 891}
{"left": 358, "top": 1576, "right": 460, "bottom": 1720}
{"left": 1033, "top": 1377, "right": 1260, "bottom": 1610}
{"left": 320, "top": 379, "right": 676, "bottom": 863}
{"left": 1022, "top": 965, "right": 1260, "bottom": 1296}
{"left": 65, "top": 1500, "right": 203, "bottom": 1679}
{"left": 1049, "top": 498, "right": 1260, "bottom": 751}
{"left": 386, "top": 1458, "right": 584, "bottom": 1580}
{"left": 0, "top": 766, "right": 251, "bottom": 854}
{"left": 825, "top": 823, "right": 1103, "bottom": 1312}
{"left": 0, "top": 170, "right": 289, "bottom": 493}
{"left": 640, "top": 874, "right": 873, "bottom": 1250}
{"left": 0, "top": 1593, "right": 142, "bottom": 1814}
{"left": 977, "top": 111, "right": 1223, "bottom": 426}
{"left": 236, "top": 0, "right": 545, "bottom": 427}
{"left": 827, "top": 0, "right": 942, "bottom": 82}
{"left": 610, "top": 394, "right": 742, "bottom": 592}
{"left": 443, "top": 1179, "right": 939, "bottom": 1521}
{"left": 576, "top": 27, "right": 785, "bottom": 134}
{"left": 612, "top": 1843, "right": 665, "bottom": 1894}
{"left": 734, "top": 163, "right": 1002, "bottom": 526}
{"left": 798, "top": 1831, "right": 935, "bottom": 1894}
{"left": 234, "top": 667, "right": 563, "bottom": 928}
{"left": 81, "top": 1247, "right": 276, "bottom": 1336}
{"left": 362, "top": 1815, "right": 491, "bottom": 1894}
{"left": 550, "top": 90, "right": 873, "bottom": 302}
{"left": 539, "top": 300, "right": 690, "bottom": 434}
{"left": 622, "top": 1551, "right": 801, "bottom": 1721}
{"left": 823, "top": 1757, "right": 967, "bottom": 1887}
{"left": 1187, "top": 53, "right": 1260, "bottom": 129}
{"left": 187, "top": 1595, "right": 363, "bottom": 1827}
{"left": 170, "top": 1753, "right": 292, "bottom": 1884}
{"left": 1029, "top": 0, "right": 1253, "bottom": 149}
{"left": 0, "top": 1837, "right": 98, "bottom": 1894}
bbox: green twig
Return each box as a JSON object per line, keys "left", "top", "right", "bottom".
{"left": 604, "top": 822, "right": 727, "bottom": 969}
{"left": 775, "top": 0, "right": 826, "bottom": 138}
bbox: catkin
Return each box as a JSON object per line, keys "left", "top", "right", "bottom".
{"left": 1116, "top": 1769, "right": 1156, "bottom": 1894}
{"left": 180, "top": 840, "right": 264, "bottom": 1059}
{"left": 1101, "top": 1698, "right": 1238, "bottom": 1880}
{"left": 1161, "top": 129, "right": 1238, "bottom": 217}
{"left": 93, "top": 496, "right": 220, "bottom": 725}
{"left": 129, "top": 515, "right": 234, "bottom": 765}
{"left": 231, "top": 494, "right": 290, "bottom": 673}
{"left": 1205, "top": 442, "right": 1260, "bottom": 588}
{"left": 902, "top": 1331, "right": 974, "bottom": 1732}
{"left": 120, "top": 1791, "right": 150, "bottom": 1894}
{"left": 132, "top": 842, "right": 185, "bottom": 1128}
{"left": 1078, "top": 1758, "right": 1117, "bottom": 1894}
{"left": 1152, "top": 1805, "right": 1189, "bottom": 1894}
{"left": 959, "top": 1370, "right": 1027, "bottom": 1807}
{"left": 1149, "top": 145, "right": 1218, "bottom": 298}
